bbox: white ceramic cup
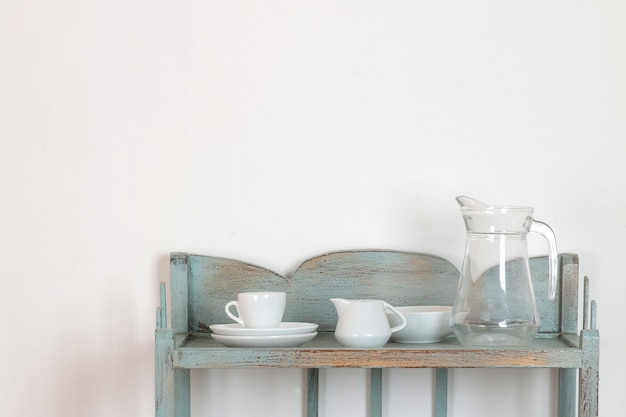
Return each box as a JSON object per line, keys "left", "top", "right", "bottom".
{"left": 225, "top": 292, "right": 286, "bottom": 328}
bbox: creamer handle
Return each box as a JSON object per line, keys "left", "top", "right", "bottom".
{"left": 384, "top": 302, "right": 408, "bottom": 333}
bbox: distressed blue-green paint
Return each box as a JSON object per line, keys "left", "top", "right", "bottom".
{"left": 560, "top": 254, "right": 579, "bottom": 334}
{"left": 170, "top": 253, "right": 189, "bottom": 333}
{"left": 186, "top": 255, "right": 287, "bottom": 332}
{"left": 559, "top": 369, "right": 576, "bottom": 417}
{"left": 176, "top": 252, "right": 577, "bottom": 335}
{"left": 156, "top": 255, "right": 190, "bottom": 417}
{"left": 306, "top": 369, "right": 319, "bottom": 417}
{"left": 174, "top": 333, "right": 585, "bottom": 369}
{"left": 370, "top": 368, "right": 382, "bottom": 417}
{"left": 579, "top": 329, "right": 600, "bottom": 417}
{"left": 435, "top": 369, "right": 448, "bottom": 417}
{"left": 155, "top": 251, "right": 598, "bottom": 417}
{"left": 577, "top": 274, "right": 600, "bottom": 417}
{"left": 590, "top": 300, "right": 597, "bottom": 331}
{"left": 558, "top": 254, "right": 579, "bottom": 417}
{"left": 180, "top": 250, "right": 459, "bottom": 333}
{"left": 157, "top": 282, "right": 167, "bottom": 330}
{"left": 583, "top": 276, "right": 590, "bottom": 330}
{"left": 155, "top": 329, "right": 190, "bottom": 417}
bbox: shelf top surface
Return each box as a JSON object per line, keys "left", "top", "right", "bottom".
{"left": 180, "top": 332, "right": 577, "bottom": 350}
{"left": 171, "top": 332, "right": 584, "bottom": 369}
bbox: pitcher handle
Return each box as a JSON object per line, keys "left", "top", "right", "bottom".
{"left": 530, "top": 220, "right": 559, "bottom": 300}
{"left": 384, "top": 302, "right": 408, "bottom": 333}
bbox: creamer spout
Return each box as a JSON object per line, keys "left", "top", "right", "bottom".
{"left": 330, "top": 298, "right": 350, "bottom": 316}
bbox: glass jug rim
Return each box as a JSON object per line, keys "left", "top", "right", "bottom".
{"left": 460, "top": 205, "right": 534, "bottom": 214}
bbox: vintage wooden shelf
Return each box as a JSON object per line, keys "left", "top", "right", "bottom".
{"left": 155, "top": 251, "right": 599, "bottom": 417}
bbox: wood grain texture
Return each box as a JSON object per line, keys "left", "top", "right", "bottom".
{"left": 181, "top": 250, "right": 459, "bottom": 332}
{"left": 559, "top": 368, "right": 576, "bottom": 417}
{"left": 288, "top": 251, "right": 459, "bottom": 332}
{"left": 435, "top": 369, "right": 448, "bottom": 417}
{"left": 186, "top": 255, "right": 288, "bottom": 332}
{"left": 560, "top": 254, "right": 579, "bottom": 334}
{"left": 175, "top": 251, "right": 577, "bottom": 334}
{"left": 306, "top": 368, "right": 319, "bottom": 417}
{"left": 155, "top": 329, "right": 190, "bottom": 417}
{"left": 170, "top": 253, "right": 189, "bottom": 333}
{"left": 579, "top": 329, "right": 600, "bottom": 417}
{"left": 370, "top": 368, "right": 382, "bottom": 417}
{"left": 174, "top": 333, "right": 583, "bottom": 369}
{"left": 156, "top": 250, "right": 598, "bottom": 417}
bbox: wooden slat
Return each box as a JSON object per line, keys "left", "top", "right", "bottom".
{"left": 155, "top": 330, "right": 174, "bottom": 417}
{"left": 434, "top": 369, "right": 448, "bottom": 417}
{"left": 590, "top": 300, "right": 597, "bottom": 330}
{"left": 306, "top": 369, "right": 319, "bottom": 417}
{"left": 560, "top": 254, "right": 579, "bottom": 334}
{"left": 559, "top": 368, "right": 576, "bottom": 417}
{"left": 558, "top": 254, "right": 579, "bottom": 417}
{"left": 157, "top": 282, "right": 167, "bottom": 330}
{"left": 583, "top": 276, "right": 590, "bottom": 330}
{"left": 170, "top": 253, "right": 189, "bottom": 333}
{"left": 578, "top": 329, "right": 600, "bottom": 417}
{"left": 370, "top": 369, "right": 382, "bottom": 417}
{"left": 156, "top": 329, "right": 190, "bottom": 417}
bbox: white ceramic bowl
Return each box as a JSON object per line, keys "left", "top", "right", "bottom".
{"left": 386, "top": 306, "right": 452, "bottom": 343}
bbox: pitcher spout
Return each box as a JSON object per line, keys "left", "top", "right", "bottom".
{"left": 330, "top": 298, "right": 351, "bottom": 316}
{"left": 456, "top": 195, "right": 489, "bottom": 210}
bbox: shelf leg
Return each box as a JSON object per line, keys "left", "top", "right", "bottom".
{"left": 156, "top": 329, "right": 190, "bottom": 417}
{"left": 435, "top": 369, "right": 448, "bottom": 417}
{"left": 307, "top": 369, "right": 319, "bottom": 417}
{"left": 370, "top": 368, "right": 383, "bottom": 417}
{"left": 558, "top": 368, "right": 576, "bottom": 417}
{"left": 578, "top": 328, "right": 600, "bottom": 417}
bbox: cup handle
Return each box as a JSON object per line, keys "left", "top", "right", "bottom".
{"left": 225, "top": 301, "right": 243, "bottom": 324}
{"left": 384, "top": 302, "right": 407, "bottom": 333}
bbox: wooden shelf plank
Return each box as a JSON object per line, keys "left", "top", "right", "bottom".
{"left": 173, "top": 333, "right": 584, "bottom": 369}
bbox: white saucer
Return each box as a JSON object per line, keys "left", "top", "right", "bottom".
{"left": 209, "top": 322, "right": 318, "bottom": 336}
{"left": 211, "top": 332, "right": 317, "bottom": 348}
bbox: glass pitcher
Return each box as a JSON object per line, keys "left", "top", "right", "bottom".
{"left": 451, "top": 196, "right": 558, "bottom": 347}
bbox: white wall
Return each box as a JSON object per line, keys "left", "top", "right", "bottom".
{"left": 1, "top": 1, "right": 624, "bottom": 416}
